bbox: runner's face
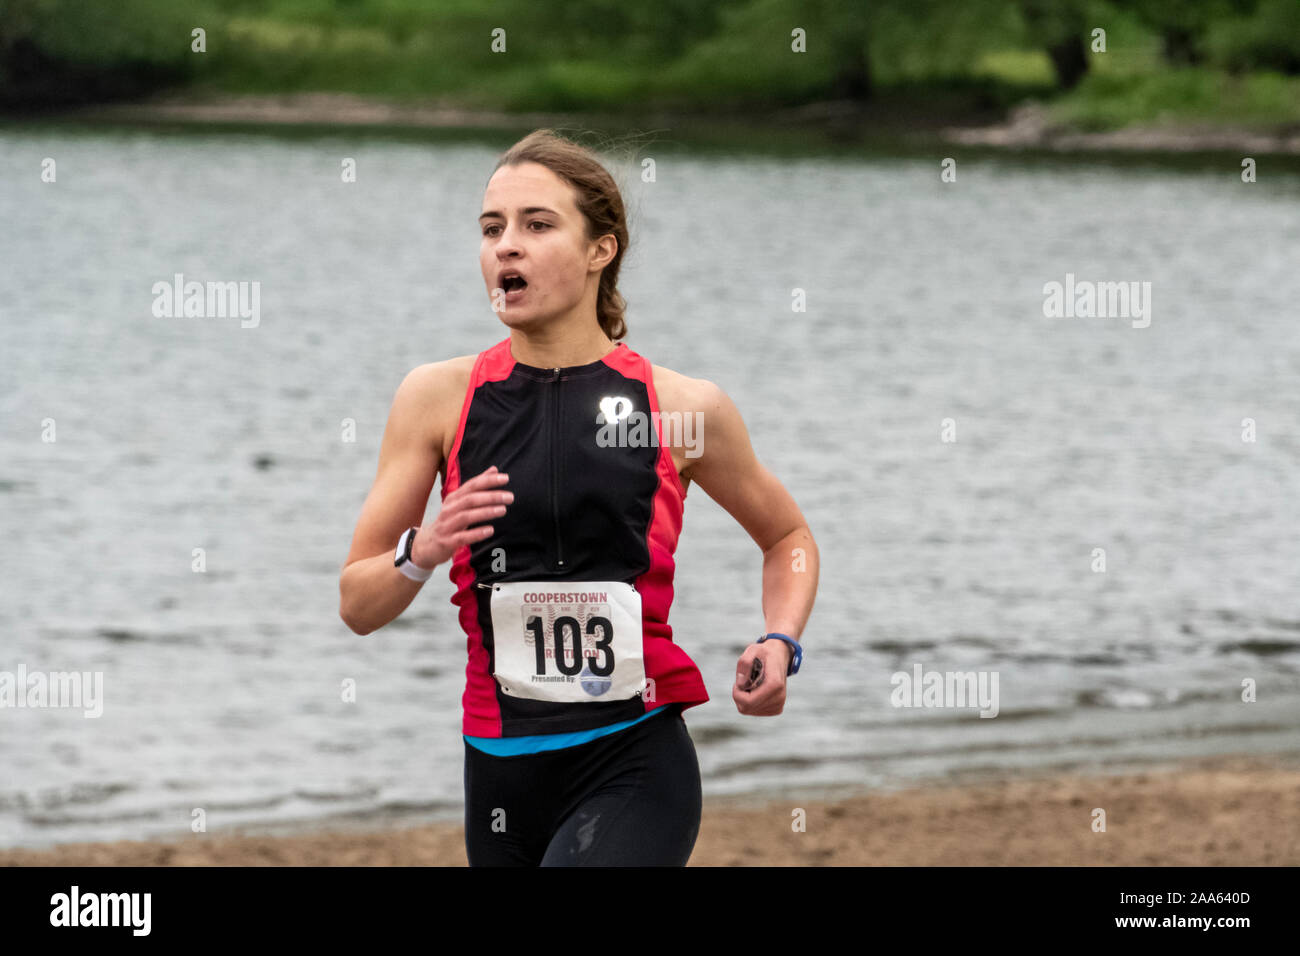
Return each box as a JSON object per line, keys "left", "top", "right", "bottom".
{"left": 480, "top": 162, "right": 594, "bottom": 326}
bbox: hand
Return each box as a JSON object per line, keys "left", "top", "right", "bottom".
{"left": 732, "top": 638, "right": 793, "bottom": 716}
{"left": 411, "top": 466, "right": 512, "bottom": 568}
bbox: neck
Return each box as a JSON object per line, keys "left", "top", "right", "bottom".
{"left": 509, "top": 325, "right": 616, "bottom": 369}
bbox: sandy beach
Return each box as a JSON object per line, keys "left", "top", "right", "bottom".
{"left": 3, "top": 754, "right": 1295, "bottom": 866}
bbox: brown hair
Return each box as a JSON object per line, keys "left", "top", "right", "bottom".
{"left": 489, "top": 129, "right": 632, "bottom": 341}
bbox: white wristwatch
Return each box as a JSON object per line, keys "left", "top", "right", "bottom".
{"left": 394, "top": 526, "right": 433, "bottom": 582}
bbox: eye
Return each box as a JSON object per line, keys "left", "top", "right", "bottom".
{"left": 482, "top": 222, "right": 548, "bottom": 237}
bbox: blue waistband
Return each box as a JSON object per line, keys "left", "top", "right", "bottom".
{"left": 464, "top": 704, "right": 673, "bottom": 755}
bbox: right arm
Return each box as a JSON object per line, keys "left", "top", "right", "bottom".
{"left": 338, "top": 361, "right": 511, "bottom": 635}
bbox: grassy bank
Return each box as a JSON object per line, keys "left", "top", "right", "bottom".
{"left": 4, "top": 0, "right": 1300, "bottom": 135}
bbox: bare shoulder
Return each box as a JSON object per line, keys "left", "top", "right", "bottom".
{"left": 649, "top": 363, "right": 718, "bottom": 415}
{"left": 411, "top": 353, "right": 476, "bottom": 395}
{"left": 650, "top": 364, "right": 731, "bottom": 487}
{"left": 397, "top": 354, "right": 476, "bottom": 462}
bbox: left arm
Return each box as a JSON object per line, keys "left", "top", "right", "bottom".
{"left": 683, "top": 379, "right": 820, "bottom": 716}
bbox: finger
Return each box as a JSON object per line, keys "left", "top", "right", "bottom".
{"left": 734, "top": 654, "right": 756, "bottom": 683}
{"left": 448, "top": 471, "right": 512, "bottom": 500}
{"left": 748, "top": 681, "right": 782, "bottom": 709}
{"left": 466, "top": 466, "right": 510, "bottom": 489}
{"left": 735, "top": 652, "right": 765, "bottom": 691}
{"left": 733, "top": 690, "right": 782, "bottom": 717}
{"left": 734, "top": 686, "right": 782, "bottom": 716}
{"left": 442, "top": 484, "right": 513, "bottom": 520}
{"left": 452, "top": 526, "right": 494, "bottom": 545}
{"left": 737, "top": 664, "right": 781, "bottom": 701}
{"left": 448, "top": 502, "right": 509, "bottom": 531}
{"left": 444, "top": 466, "right": 510, "bottom": 504}
{"left": 758, "top": 675, "right": 788, "bottom": 709}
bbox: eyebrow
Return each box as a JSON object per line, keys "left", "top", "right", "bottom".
{"left": 478, "top": 206, "right": 559, "bottom": 222}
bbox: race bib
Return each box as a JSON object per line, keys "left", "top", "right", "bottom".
{"left": 487, "top": 580, "right": 646, "bottom": 703}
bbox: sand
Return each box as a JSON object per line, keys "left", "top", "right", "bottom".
{"left": 3, "top": 754, "right": 1295, "bottom": 866}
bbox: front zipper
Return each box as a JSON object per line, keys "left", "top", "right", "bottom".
{"left": 550, "top": 367, "right": 565, "bottom": 568}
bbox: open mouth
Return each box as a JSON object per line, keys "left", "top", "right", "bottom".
{"left": 501, "top": 275, "right": 528, "bottom": 293}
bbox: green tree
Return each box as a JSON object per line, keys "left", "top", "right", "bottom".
{"left": 1, "top": 0, "right": 202, "bottom": 108}
{"left": 1117, "top": 0, "right": 1260, "bottom": 65}
{"left": 1017, "top": 0, "right": 1088, "bottom": 89}
{"left": 525, "top": 0, "right": 740, "bottom": 62}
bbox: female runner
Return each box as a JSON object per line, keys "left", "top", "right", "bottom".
{"left": 340, "top": 129, "right": 819, "bottom": 866}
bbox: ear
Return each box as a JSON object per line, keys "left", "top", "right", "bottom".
{"left": 589, "top": 233, "right": 618, "bottom": 271}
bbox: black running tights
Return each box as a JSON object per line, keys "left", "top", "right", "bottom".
{"left": 463, "top": 704, "right": 702, "bottom": 866}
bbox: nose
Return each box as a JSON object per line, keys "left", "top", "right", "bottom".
{"left": 493, "top": 218, "right": 526, "bottom": 256}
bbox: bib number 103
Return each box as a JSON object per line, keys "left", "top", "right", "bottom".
{"left": 488, "top": 581, "right": 646, "bottom": 702}
{"left": 527, "top": 615, "right": 614, "bottom": 676}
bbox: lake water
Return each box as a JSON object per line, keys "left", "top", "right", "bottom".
{"left": 2, "top": 123, "right": 1298, "bottom": 849}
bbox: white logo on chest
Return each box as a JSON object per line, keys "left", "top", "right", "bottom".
{"left": 598, "top": 395, "right": 634, "bottom": 424}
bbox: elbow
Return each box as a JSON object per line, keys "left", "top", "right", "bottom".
{"left": 341, "top": 610, "right": 373, "bottom": 637}
{"left": 338, "top": 598, "right": 374, "bottom": 634}
{"left": 792, "top": 523, "right": 817, "bottom": 554}
{"left": 338, "top": 575, "right": 373, "bottom": 636}
{"left": 763, "top": 523, "right": 816, "bottom": 556}
{"left": 339, "top": 602, "right": 371, "bottom": 636}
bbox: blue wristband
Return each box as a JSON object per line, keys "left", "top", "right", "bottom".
{"left": 757, "top": 632, "right": 802, "bottom": 676}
